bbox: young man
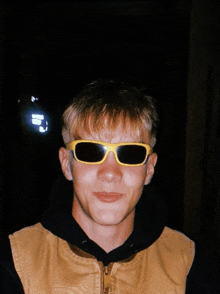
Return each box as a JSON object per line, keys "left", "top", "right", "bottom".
{"left": 1, "top": 80, "right": 218, "bottom": 293}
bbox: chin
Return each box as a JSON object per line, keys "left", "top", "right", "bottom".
{"left": 94, "top": 213, "right": 125, "bottom": 227}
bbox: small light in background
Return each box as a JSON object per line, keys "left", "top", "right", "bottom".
{"left": 20, "top": 95, "right": 50, "bottom": 135}
{"left": 31, "top": 113, "right": 49, "bottom": 133}
{"left": 31, "top": 96, "right": 39, "bottom": 102}
{"left": 32, "top": 114, "right": 44, "bottom": 125}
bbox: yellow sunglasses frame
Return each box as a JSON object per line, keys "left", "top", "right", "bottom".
{"left": 66, "top": 140, "right": 153, "bottom": 166}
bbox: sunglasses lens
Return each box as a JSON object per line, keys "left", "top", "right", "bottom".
{"left": 75, "top": 142, "right": 105, "bottom": 162}
{"left": 117, "top": 145, "right": 146, "bottom": 164}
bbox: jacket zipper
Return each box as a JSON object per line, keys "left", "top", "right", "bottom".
{"left": 100, "top": 262, "right": 113, "bottom": 294}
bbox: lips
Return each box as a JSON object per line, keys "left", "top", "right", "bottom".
{"left": 93, "top": 192, "right": 124, "bottom": 203}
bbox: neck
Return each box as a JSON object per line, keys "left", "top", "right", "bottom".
{"left": 73, "top": 210, "right": 134, "bottom": 253}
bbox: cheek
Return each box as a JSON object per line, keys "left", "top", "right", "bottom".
{"left": 124, "top": 166, "right": 147, "bottom": 188}
{"left": 71, "top": 165, "right": 97, "bottom": 206}
{"left": 71, "top": 163, "right": 97, "bottom": 185}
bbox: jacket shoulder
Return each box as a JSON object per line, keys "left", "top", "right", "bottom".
{"left": 9, "top": 223, "right": 55, "bottom": 281}
{"left": 161, "top": 227, "right": 194, "bottom": 249}
{"left": 155, "top": 227, "right": 195, "bottom": 276}
{"left": 9, "top": 223, "right": 51, "bottom": 242}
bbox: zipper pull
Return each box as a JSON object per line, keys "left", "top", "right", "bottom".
{"left": 102, "top": 264, "right": 112, "bottom": 294}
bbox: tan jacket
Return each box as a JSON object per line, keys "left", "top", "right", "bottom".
{"left": 9, "top": 223, "right": 194, "bottom": 294}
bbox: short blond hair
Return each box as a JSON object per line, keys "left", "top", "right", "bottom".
{"left": 61, "top": 80, "right": 159, "bottom": 147}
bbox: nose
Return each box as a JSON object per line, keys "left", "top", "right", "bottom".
{"left": 97, "top": 151, "right": 122, "bottom": 183}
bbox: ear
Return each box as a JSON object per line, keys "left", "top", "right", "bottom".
{"left": 59, "top": 147, "right": 73, "bottom": 181}
{"left": 144, "top": 153, "right": 158, "bottom": 185}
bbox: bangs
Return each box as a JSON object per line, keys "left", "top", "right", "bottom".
{"left": 72, "top": 109, "right": 150, "bottom": 143}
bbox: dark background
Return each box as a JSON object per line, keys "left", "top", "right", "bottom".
{"left": 0, "top": 0, "right": 219, "bottom": 253}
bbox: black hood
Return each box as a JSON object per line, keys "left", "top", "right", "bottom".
{"left": 41, "top": 174, "right": 168, "bottom": 266}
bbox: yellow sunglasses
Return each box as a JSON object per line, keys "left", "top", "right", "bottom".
{"left": 66, "top": 140, "right": 153, "bottom": 166}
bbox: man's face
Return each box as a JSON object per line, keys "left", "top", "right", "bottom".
{"left": 59, "top": 128, "right": 157, "bottom": 230}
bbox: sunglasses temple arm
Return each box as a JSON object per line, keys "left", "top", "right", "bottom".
{"left": 71, "top": 150, "right": 76, "bottom": 161}
{"left": 144, "top": 155, "right": 150, "bottom": 165}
